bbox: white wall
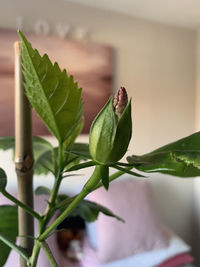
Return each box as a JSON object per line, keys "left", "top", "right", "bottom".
{"left": 0, "top": 0, "right": 198, "bottom": 251}
{"left": 194, "top": 29, "right": 200, "bottom": 259}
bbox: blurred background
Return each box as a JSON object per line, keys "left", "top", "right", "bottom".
{"left": 0, "top": 0, "right": 200, "bottom": 265}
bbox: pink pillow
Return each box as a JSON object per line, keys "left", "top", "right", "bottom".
{"left": 88, "top": 179, "right": 170, "bottom": 264}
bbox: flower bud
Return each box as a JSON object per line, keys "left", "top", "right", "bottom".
{"left": 113, "top": 87, "right": 128, "bottom": 118}
{"left": 89, "top": 87, "right": 132, "bottom": 165}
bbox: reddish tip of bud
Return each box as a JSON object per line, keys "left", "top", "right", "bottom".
{"left": 113, "top": 87, "right": 128, "bottom": 117}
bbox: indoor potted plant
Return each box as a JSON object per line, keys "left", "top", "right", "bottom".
{"left": 0, "top": 31, "right": 200, "bottom": 267}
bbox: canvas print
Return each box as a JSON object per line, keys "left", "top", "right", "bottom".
{"left": 0, "top": 28, "right": 113, "bottom": 136}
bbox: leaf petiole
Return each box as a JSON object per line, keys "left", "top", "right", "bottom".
{"left": 2, "top": 190, "right": 42, "bottom": 221}
{"left": 0, "top": 232, "right": 29, "bottom": 261}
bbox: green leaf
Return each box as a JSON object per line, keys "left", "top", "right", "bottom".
{"left": 0, "top": 205, "right": 18, "bottom": 266}
{"left": 0, "top": 168, "right": 7, "bottom": 192}
{"left": 69, "top": 143, "right": 91, "bottom": 159}
{"left": 0, "top": 136, "right": 56, "bottom": 175}
{"left": 63, "top": 155, "right": 81, "bottom": 172}
{"left": 33, "top": 136, "right": 54, "bottom": 159}
{"left": 34, "top": 149, "right": 56, "bottom": 175}
{"left": 66, "top": 161, "right": 96, "bottom": 172}
{"left": 100, "top": 165, "right": 109, "bottom": 190}
{"left": 70, "top": 200, "right": 124, "bottom": 223}
{"left": 0, "top": 232, "right": 28, "bottom": 263}
{"left": 113, "top": 165, "right": 146, "bottom": 177}
{"left": 18, "top": 31, "right": 83, "bottom": 143}
{"left": 35, "top": 186, "right": 51, "bottom": 195}
{"left": 64, "top": 118, "right": 84, "bottom": 151}
{"left": 0, "top": 137, "right": 15, "bottom": 151}
{"left": 127, "top": 131, "right": 200, "bottom": 177}
{"left": 33, "top": 137, "right": 56, "bottom": 175}
{"left": 62, "top": 119, "right": 84, "bottom": 171}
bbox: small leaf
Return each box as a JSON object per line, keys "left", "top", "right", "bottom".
{"left": 66, "top": 161, "right": 96, "bottom": 172}
{"left": 0, "top": 205, "right": 18, "bottom": 266}
{"left": 70, "top": 200, "right": 124, "bottom": 223}
{"left": 100, "top": 165, "right": 109, "bottom": 190}
{"left": 127, "top": 131, "right": 200, "bottom": 177}
{"left": 0, "top": 232, "right": 28, "bottom": 262}
{"left": 35, "top": 186, "right": 51, "bottom": 196}
{"left": 69, "top": 143, "right": 91, "bottom": 159}
{"left": 63, "top": 155, "right": 81, "bottom": 172}
{"left": 0, "top": 168, "right": 7, "bottom": 192}
{"left": 19, "top": 31, "right": 83, "bottom": 143}
{"left": 113, "top": 165, "right": 146, "bottom": 177}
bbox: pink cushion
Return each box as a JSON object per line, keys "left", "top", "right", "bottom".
{"left": 88, "top": 179, "right": 170, "bottom": 264}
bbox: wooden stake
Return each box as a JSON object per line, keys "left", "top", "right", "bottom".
{"left": 14, "top": 42, "right": 34, "bottom": 266}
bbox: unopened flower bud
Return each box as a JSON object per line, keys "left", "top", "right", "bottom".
{"left": 89, "top": 87, "right": 132, "bottom": 165}
{"left": 113, "top": 87, "right": 128, "bottom": 118}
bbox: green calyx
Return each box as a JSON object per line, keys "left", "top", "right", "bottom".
{"left": 89, "top": 97, "right": 132, "bottom": 165}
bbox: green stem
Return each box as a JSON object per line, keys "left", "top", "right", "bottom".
{"left": 39, "top": 165, "right": 102, "bottom": 241}
{"left": 40, "top": 241, "right": 58, "bottom": 267}
{"left": 55, "top": 168, "right": 128, "bottom": 210}
{"left": 58, "top": 142, "right": 63, "bottom": 171}
{"left": 28, "top": 240, "right": 41, "bottom": 267}
{"left": 29, "top": 143, "right": 64, "bottom": 266}
{"left": 0, "top": 232, "right": 29, "bottom": 262}
{"left": 44, "top": 142, "right": 64, "bottom": 217}
{"left": 2, "top": 190, "right": 41, "bottom": 221}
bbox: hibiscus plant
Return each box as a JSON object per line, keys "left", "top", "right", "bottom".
{"left": 0, "top": 31, "right": 200, "bottom": 267}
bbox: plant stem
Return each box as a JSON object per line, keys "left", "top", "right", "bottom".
{"left": 29, "top": 166, "right": 130, "bottom": 265}
{"left": 2, "top": 190, "right": 41, "bottom": 221}
{"left": 29, "top": 143, "right": 64, "bottom": 266}
{"left": 58, "top": 142, "right": 63, "bottom": 171}
{"left": 55, "top": 168, "right": 128, "bottom": 210}
{"left": 0, "top": 232, "right": 29, "bottom": 262}
{"left": 44, "top": 142, "right": 64, "bottom": 217}
{"left": 28, "top": 240, "right": 41, "bottom": 267}
{"left": 39, "top": 165, "right": 102, "bottom": 241}
{"left": 40, "top": 241, "right": 58, "bottom": 267}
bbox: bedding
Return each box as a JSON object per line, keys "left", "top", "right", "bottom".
{"left": 100, "top": 235, "right": 193, "bottom": 267}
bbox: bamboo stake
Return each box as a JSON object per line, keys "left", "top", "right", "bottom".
{"left": 14, "top": 42, "right": 34, "bottom": 267}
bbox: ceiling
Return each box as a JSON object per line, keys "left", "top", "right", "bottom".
{"left": 65, "top": 0, "right": 200, "bottom": 29}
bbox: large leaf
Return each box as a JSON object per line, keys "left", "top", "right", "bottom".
{"left": 127, "top": 131, "right": 200, "bottom": 177}
{"left": 70, "top": 200, "right": 124, "bottom": 223}
{"left": 0, "top": 137, "right": 15, "bottom": 151}
{"left": 35, "top": 186, "right": 51, "bottom": 195}
{"left": 18, "top": 31, "right": 83, "bottom": 143}
{"left": 34, "top": 149, "right": 56, "bottom": 175}
{"left": 0, "top": 205, "right": 18, "bottom": 266}
{"left": 0, "top": 168, "right": 7, "bottom": 192}
{"left": 56, "top": 195, "right": 124, "bottom": 223}
{"left": 33, "top": 137, "right": 56, "bottom": 175}
{"left": 0, "top": 136, "right": 55, "bottom": 175}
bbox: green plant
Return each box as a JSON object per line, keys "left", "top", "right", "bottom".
{"left": 0, "top": 31, "right": 200, "bottom": 266}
